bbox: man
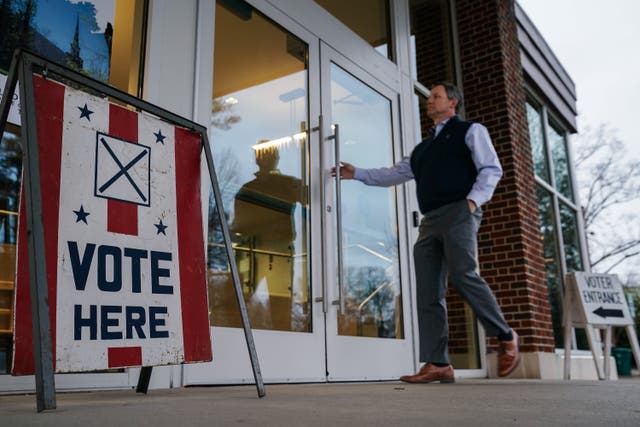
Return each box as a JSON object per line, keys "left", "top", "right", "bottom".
{"left": 333, "top": 83, "right": 520, "bottom": 383}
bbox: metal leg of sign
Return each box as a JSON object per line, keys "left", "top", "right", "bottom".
{"left": 19, "top": 54, "right": 57, "bottom": 411}
{"left": 603, "top": 326, "right": 612, "bottom": 380}
{"left": 563, "top": 331, "right": 572, "bottom": 380}
{"left": 136, "top": 367, "right": 153, "bottom": 394}
{"left": 626, "top": 325, "right": 640, "bottom": 374}
{"left": 201, "top": 133, "right": 266, "bottom": 398}
{"left": 562, "top": 280, "right": 573, "bottom": 380}
{"left": 585, "top": 325, "right": 604, "bottom": 380}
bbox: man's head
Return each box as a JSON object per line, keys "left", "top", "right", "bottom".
{"left": 427, "top": 82, "right": 463, "bottom": 124}
{"left": 255, "top": 146, "right": 279, "bottom": 172}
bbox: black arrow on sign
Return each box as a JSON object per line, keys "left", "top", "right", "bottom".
{"left": 592, "top": 306, "right": 624, "bottom": 319}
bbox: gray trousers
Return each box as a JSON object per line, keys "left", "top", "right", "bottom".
{"left": 414, "top": 199, "right": 510, "bottom": 364}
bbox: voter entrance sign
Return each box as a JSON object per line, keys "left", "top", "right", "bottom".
{"left": 0, "top": 50, "right": 264, "bottom": 410}
{"left": 568, "top": 272, "right": 633, "bottom": 327}
{"left": 563, "top": 272, "right": 640, "bottom": 380}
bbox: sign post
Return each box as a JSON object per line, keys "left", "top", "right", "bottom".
{"left": 563, "top": 272, "right": 640, "bottom": 380}
{"left": 0, "top": 50, "right": 264, "bottom": 411}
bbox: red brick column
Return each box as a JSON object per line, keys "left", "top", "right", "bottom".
{"left": 455, "top": 0, "right": 554, "bottom": 353}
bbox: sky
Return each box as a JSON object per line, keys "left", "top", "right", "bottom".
{"left": 517, "top": 0, "right": 640, "bottom": 278}
{"left": 517, "top": 0, "right": 640, "bottom": 158}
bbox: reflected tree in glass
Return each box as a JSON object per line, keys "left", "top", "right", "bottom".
{"left": 207, "top": 3, "right": 311, "bottom": 332}
{"left": 526, "top": 102, "right": 550, "bottom": 182}
{"left": 536, "top": 186, "right": 564, "bottom": 347}
{"left": 559, "top": 201, "right": 583, "bottom": 273}
{"left": 548, "top": 124, "right": 574, "bottom": 201}
{"left": 0, "top": 132, "right": 21, "bottom": 245}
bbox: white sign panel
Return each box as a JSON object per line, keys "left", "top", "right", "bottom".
{"left": 0, "top": 73, "right": 21, "bottom": 125}
{"left": 12, "top": 75, "right": 212, "bottom": 374}
{"left": 571, "top": 272, "right": 633, "bottom": 326}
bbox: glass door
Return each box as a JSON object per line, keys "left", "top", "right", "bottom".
{"left": 183, "top": 1, "right": 327, "bottom": 384}
{"left": 184, "top": 2, "right": 414, "bottom": 384}
{"left": 320, "top": 43, "right": 414, "bottom": 380}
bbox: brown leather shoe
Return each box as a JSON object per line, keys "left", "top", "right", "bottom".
{"left": 399, "top": 363, "right": 455, "bottom": 384}
{"left": 498, "top": 329, "right": 520, "bottom": 377}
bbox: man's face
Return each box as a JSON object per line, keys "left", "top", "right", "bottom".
{"left": 426, "top": 85, "right": 457, "bottom": 122}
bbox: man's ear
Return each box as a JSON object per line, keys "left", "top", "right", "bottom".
{"left": 450, "top": 98, "right": 459, "bottom": 110}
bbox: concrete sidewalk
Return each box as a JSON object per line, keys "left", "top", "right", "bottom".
{"left": 2, "top": 379, "right": 640, "bottom": 426}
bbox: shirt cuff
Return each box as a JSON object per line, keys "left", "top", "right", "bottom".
{"left": 466, "top": 192, "right": 482, "bottom": 208}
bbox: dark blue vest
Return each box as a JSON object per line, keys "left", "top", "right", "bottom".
{"left": 410, "top": 116, "right": 477, "bottom": 213}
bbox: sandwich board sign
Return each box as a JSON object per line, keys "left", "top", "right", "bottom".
{"left": 563, "top": 272, "right": 640, "bottom": 380}
{"left": 567, "top": 272, "right": 633, "bottom": 327}
{"left": 0, "top": 50, "right": 264, "bottom": 411}
{"left": 12, "top": 73, "right": 212, "bottom": 374}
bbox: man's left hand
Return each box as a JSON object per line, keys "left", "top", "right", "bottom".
{"left": 467, "top": 199, "right": 477, "bottom": 213}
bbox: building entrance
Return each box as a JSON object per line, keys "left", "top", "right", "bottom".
{"left": 183, "top": 1, "right": 414, "bottom": 384}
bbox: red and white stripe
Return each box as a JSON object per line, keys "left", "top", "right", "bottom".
{"left": 12, "top": 75, "right": 211, "bottom": 374}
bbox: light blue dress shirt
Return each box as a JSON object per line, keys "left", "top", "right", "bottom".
{"left": 352, "top": 117, "right": 503, "bottom": 208}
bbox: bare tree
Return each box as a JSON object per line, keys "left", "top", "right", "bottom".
{"left": 574, "top": 124, "right": 640, "bottom": 282}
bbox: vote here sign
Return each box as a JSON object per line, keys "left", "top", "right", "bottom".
{"left": 12, "top": 75, "right": 212, "bottom": 374}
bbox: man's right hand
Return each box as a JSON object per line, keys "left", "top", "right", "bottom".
{"left": 331, "top": 161, "right": 355, "bottom": 180}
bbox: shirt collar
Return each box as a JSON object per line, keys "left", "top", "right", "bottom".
{"left": 434, "top": 115, "right": 457, "bottom": 137}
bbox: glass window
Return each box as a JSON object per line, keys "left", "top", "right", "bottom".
{"left": 0, "top": 130, "right": 21, "bottom": 374}
{"left": 559, "top": 201, "right": 583, "bottom": 272}
{"left": 412, "top": 89, "right": 430, "bottom": 141}
{"left": 526, "top": 94, "right": 586, "bottom": 349}
{"left": 208, "top": 2, "right": 311, "bottom": 332}
{"left": 0, "top": 0, "right": 147, "bottom": 374}
{"left": 526, "top": 101, "right": 550, "bottom": 182}
{"left": 536, "top": 186, "right": 564, "bottom": 347}
{"left": 313, "top": 0, "right": 393, "bottom": 61}
{"left": 548, "top": 124, "right": 574, "bottom": 201}
{"left": 409, "top": 0, "right": 455, "bottom": 87}
{"left": 330, "top": 63, "right": 403, "bottom": 339}
{"left": 0, "top": 0, "right": 147, "bottom": 95}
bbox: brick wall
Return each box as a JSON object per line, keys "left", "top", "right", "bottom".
{"left": 455, "top": 0, "right": 554, "bottom": 352}
{"left": 411, "top": 0, "right": 481, "bottom": 363}
{"left": 412, "top": 1, "right": 453, "bottom": 87}
{"left": 411, "top": 0, "right": 453, "bottom": 140}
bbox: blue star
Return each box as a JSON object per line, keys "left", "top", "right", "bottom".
{"left": 78, "top": 103, "right": 94, "bottom": 121}
{"left": 154, "top": 129, "right": 166, "bottom": 144}
{"left": 73, "top": 205, "right": 90, "bottom": 224}
{"left": 154, "top": 219, "right": 168, "bottom": 235}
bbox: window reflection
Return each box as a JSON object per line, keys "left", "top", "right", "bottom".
{"left": 0, "top": 131, "right": 21, "bottom": 374}
{"left": 409, "top": 0, "right": 456, "bottom": 87}
{"left": 313, "top": 0, "right": 393, "bottom": 61}
{"left": 0, "top": 0, "right": 145, "bottom": 374}
{"left": 526, "top": 102, "right": 550, "bottom": 182}
{"left": 0, "top": 0, "right": 146, "bottom": 95}
{"left": 208, "top": 2, "right": 311, "bottom": 332}
{"left": 559, "top": 202, "right": 583, "bottom": 272}
{"left": 536, "top": 186, "right": 564, "bottom": 347}
{"left": 330, "top": 64, "right": 403, "bottom": 339}
{"left": 413, "top": 90, "right": 430, "bottom": 141}
{"left": 548, "top": 124, "right": 574, "bottom": 201}
{"left": 527, "top": 96, "right": 585, "bottom": 349}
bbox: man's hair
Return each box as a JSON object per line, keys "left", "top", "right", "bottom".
{"left": 432, "top": 82, "right": 464, "bottom": 113}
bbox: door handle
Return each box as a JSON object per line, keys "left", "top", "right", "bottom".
{"left": 328, "top": 124, "right": 345, "bottom": 315}
{"left": 313, "top": 115, "right": 328, "bottom": 313}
